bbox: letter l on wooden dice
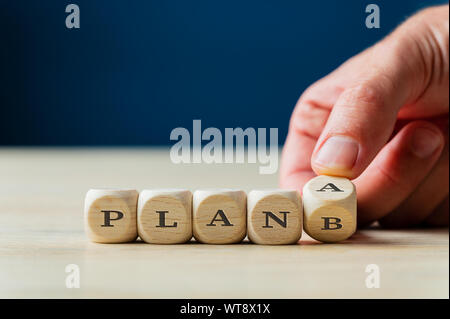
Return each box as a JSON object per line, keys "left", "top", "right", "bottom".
{"left": 138, "top": 189, "right": 192, "bottom": 244}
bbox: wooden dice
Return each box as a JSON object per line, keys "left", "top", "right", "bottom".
{"left": 84, "top": 189, "right": 138, "bottom": 243}
{"left": 84, "top": 178, "right": 357, "bottom": 245}
{"left": 247, "top": 190, "right": 302, "bottom": 245}
{"left": 137, "top": 189, "right": 192, "bottom": 244}
{"left": 303, "top": 175, "right": 357, "bottom": 243}
{"left": 193, "top": 189, "right": 247, "bottom": 244}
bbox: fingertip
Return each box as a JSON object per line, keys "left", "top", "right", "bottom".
{"left": 311, "top": 135, "right": 360, "bottom": 179}
{"left": 409, "top": 122, "right": 445, "bottom": 159}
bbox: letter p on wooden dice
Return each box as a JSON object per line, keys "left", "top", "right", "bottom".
{"left": 247, "top": 190, "right": 302, "bottom": 245}
{"left": 84, "top": 189, "right": 138, "bottom": 243}
{"left": 303, "top": 176, "right": 357, "bottom": 243}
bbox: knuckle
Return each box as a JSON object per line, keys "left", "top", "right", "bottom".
{"left": 340, "top": 82, "right": 386, "bottom": 109}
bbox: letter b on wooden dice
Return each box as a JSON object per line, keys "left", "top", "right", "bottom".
{"left": 84, "top": 189, "right": 138, "bottom": 243}
{"left": 193, "top": 189, "right": 247, "bottom": 244}
{"left": 303, "top": 176, "right": 357, "bottom": 243}
{"left": 137, "top": 189, "right": 192, "bottom": 244}
{"left": 247, "top": 190, "right": 302, "bottom": 245}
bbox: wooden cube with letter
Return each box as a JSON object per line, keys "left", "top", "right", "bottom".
{"left": 137, "top": 189, "right": 192, "bottom": 244}
{"left": 193, "top": 189, "right": 247, "bottom": 244}
{"left": 247, "top": 189, "right": 302, "bottom": 245}
{"left": 303, "top": 175, "right": 357, "bottom": 243}
{"left": 84, "top": 189, "right": 139, "bottom": 243}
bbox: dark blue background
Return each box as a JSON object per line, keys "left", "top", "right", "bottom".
{"left": 0, "top": 0, "right": 443, "bottom": 145}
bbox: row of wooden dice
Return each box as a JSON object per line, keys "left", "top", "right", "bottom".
{"left": 84, "top": 175, "right": 357, "bottom": 244}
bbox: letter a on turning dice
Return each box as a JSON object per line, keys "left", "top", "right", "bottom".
{"left": 303, "top": 176, "right": 357, "bottom": 243}
{"left": 193, "top": 189, "right": 247, "bottom": 244}
{"left": 247, "top": 190, "right": 302, "bottom": 245}
{"left": 84, "top": 189, "right": 138, "bottom": 243}
{"left": 137, "top": 189, "right": 192, "bottom": 244}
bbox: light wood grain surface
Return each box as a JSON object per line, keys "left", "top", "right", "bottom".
{"left": 0, "top": 148, "right": 448, "bottom": 298}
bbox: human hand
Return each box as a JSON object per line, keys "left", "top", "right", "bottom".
{"left": 280, "top": 5, "right": 449, "bottom": 228}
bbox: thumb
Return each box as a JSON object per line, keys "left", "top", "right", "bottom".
{"left": 311, "top": 6, "right": 448, "bottom": 179}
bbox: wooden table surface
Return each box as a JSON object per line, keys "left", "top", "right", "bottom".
{"left": 0, "top": 148, "right": 448, "bottom": 299}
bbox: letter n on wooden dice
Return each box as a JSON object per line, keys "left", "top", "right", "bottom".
{"left": 84, "top": 189, "right": 138, "bottom": 243}
{"left": 137, "top": 189, "right": 192, "bottom": 244}
{"left": 303, "top": 176, "right": 357, "bottom": 243}
{"left": 247, "top": 190, "right": 302, "bottom": 244}
{"left": 193, "top": 189, "right": 247, "bottom": 244}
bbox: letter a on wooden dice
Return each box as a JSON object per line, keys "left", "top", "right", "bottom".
{"left": 137, "top": 189, "right": 192, "bottom": 244}
{"left": 247, "top": 190, "right": 302, "bottom": 245}
{"left": 303, "top": 176, "right": 357, "bottom": 243}
{"left": 84, "top": 189, "right": 138, "bottom": 243}
{"left": 193, "top": 189, "right": 247, "bottom": 244}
